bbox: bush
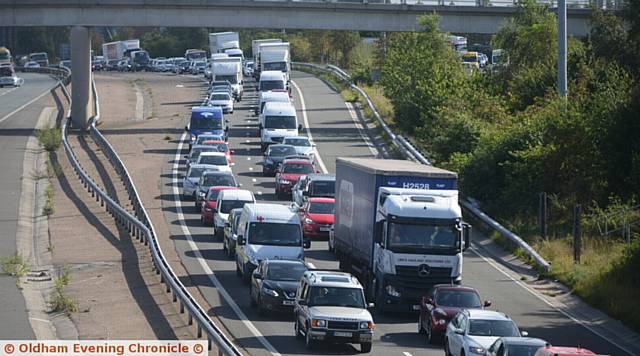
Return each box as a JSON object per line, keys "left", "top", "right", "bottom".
{"left": 37, "top": 128, "right": 61, "bottom": 152}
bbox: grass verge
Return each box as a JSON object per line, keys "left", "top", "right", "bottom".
{"left": 37, "top": 128, "right": 62, "bottom": 152}
{"left": 50, "top": 265, "right": 76, "bottom": 314}
{"left": 42, "top": 184, "right": 55, "bottom": 216}
{"left": 1, "top": 253, "right": 30, "bottom": 288}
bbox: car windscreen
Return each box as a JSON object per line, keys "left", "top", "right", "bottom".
{"left": 284, "top": 138, "right": 310, "bottom": 147}
{"left": 266, "top": 263, "right": 307, "bottom": 281}
{"left": 199, "top": 155, "right": 227, "bottom": 166}
{"left": 259, "top": 80, "right": 285, "bottom": 91}
{"left": 30, "top": 53, "right": 47, "bottom": 61}
{"left": 282, "top": 163, "right": 314, "bottom": 174}
{"left": 387, "top": 223, "right": 457, "bottom": 249}
{"left": 468, "top": 320, "right": 520, "bottom": 337}
{"left": 216, "top": 75, "right": 237, "bottom": 84}
{"left": 308, "top": 287, "right": 365, "bottom": 309}
{"left": 265, "top": 115, "right": 296, "bottom": 129}
{"left": 191, "top": 117, "right": 222, "bottom": 130}
{"left": 268, "top": 146, "right": 297, "bottom": 157}
{"left": 310, "top": 181, "right": 335, "bottom": 197}
{"left": 206, "top": 189, "right": 224, "bottom": 201}
{"left": 308, "top": 202, "right": 334, "bottom": 214}
{"left": 435, "top": 290, "right": 481, "bottom": 308}
{"left": 248, "top": 222, "right": 302, "bottom": 246}
{"left": 202, "top": 175, "right": 236, "bottom": 187}
{"left": 210, "top": 94, "right": 230, "bottom": 101}
{"left": 264, "top": 62, "right": 287, "bottom": 72}
{"left": 219, "top": 200, "right": 252, "bottom": 214}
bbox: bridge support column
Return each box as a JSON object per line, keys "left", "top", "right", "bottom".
{"left": 71, "top": 26, "right": 92, "bottom": 130}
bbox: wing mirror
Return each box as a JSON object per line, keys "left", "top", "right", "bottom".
{"left": 303, "top": 239, "right": 311, "bottom": 249}
{"left": 521, "top": 331, "right": 529, "bottom": 337}
{"left": 237, "top": 235, "right": 245, "bottom": 245}
{"left": 425, "top": 297, "right": 434, "bottom": 305}
{"left": 252, "top": 271, "right": 262, "bottom": 280}
{"left": 297, "top": 300, "right": 307, "bottom": 306}
{"left": 483, "top": 300, "right": 492, "bottom": 307}
{"left": 184, "top": 125, "right": 189, "bottom": 131}
{"left": 367, "top": 303, "right": 375, "bottom": 310}
{"left": 298, "top": 124, "right": 303, "bottom": 132}
{"left": 462, "top": 223, "right": 471, "bottom": 251}
{"left": 454, "top": 328, "right": 465, "bottom": 335}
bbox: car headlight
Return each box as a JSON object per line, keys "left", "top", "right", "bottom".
{"left": 262, "top": 287, "right": 279, "bottom": 297}
{"left": 385, "top": 285, "right": 401, "bottom": 298}
{"left": 278, "top": 179, "right": 291, "bottom": 185}
{"left": 437, "top": 319, "right": 446, "bottom": 325}
{"left": 359, "top": 321, "right": 375, "bottom": 329}
{"left": 304, "top": 218, "right": 314, "bottom": 224}
{"left": 311, "top": 319, "right": 327, "bottom": 328}
{"left": 468, "top": 346, "right": 485, "bottom": 355}
{"left": 190, "top": 135, "right": 196, "bottom": 143}
{"left": 248, "top": 255, "right": 259, "bottom": 266}
{"left": 198, "top": 191, "right": 206, "bottom": 197}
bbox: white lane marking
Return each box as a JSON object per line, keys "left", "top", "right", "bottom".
{"left": 0, "top": 86, "right": 53, "bottom": 124}
{"left": 307, "top": 262, "right": 316, "bottom": 269}
{"left": 249, "top": 167, "right": 253, "bottom": 171}
{"left": 176, "top": 84, "right": 184, "bottom": 88}
{"left": 470, "top": 246, "right": 635, "bottom": 356}
{"left": 245, "top": 140, "right": 250, "bottom": 143}
{"left": 252, "top": 178, "right": 257, "bottom": 183}
{"left": 171, "top": 134, "right": 281, "bottom": 356}
{"left": 247, "top": 157, "right": 251, "bottom": 161}
{"left": 402, "top": 352, "right": 413, "bottom": 356}
{"left": 257, "top": 191, "right": 262, "bottom": 196}
{"left": 29, "top": 317, "right": 50, "bottom": 323}
{"left": 245, "top": 132, "right": 250, "bottom": 136}
{"left": 0, "top": 86, "right": 19, "bottom": 97}
{"left": 290, "top": 80, "right": 328, "bottom": 174}
{"left": 345, "top": 101, "right": 378, "bottom": 157}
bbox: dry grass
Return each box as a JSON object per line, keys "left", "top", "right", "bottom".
{"left": 359, "top": 85, "right": 395, "bottom": 126}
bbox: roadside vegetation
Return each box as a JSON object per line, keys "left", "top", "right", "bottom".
{"left": 50, "top": 265, "right": 76, "bottom": 314}
{"left": 1, "top": 253, "right": 30, "bottom": 288}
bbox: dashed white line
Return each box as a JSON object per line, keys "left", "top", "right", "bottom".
{"left": 290, "top": 80, "right": 328, "bottom": 174}
{"left": 171, "top": 134, "right": 281, "bottom": 356}
{"left": 252, "top": 178, "right": 257, "bottom": 183}
{"left": 247, "top": 157, "right": 251, "bottom": 161}
{"left": 0, "top": 86, "right": 55, "bottom": 124}
{"left": 257, "top": 191, "right": 263, "bottom": 195}
{"left": 248, "top": 167, "right": 253, "bottom": 171}
{"left": 402, "top": 352, "right": 413, "bottom": 356}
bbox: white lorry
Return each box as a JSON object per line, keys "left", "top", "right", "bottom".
{"left": 209, "top": 32, "right": 240, "bottom": 55}
{"left": 212, "top": 57, "right": 243, "bottom": 101}
{"left": 102, "top": 39, "right": 140, "bottom": 62}
{"left": 259, "top": 42, "right": 291, "bottom": 83}
{"left": 251, "top": 39, "right": 282, "bottom": 79}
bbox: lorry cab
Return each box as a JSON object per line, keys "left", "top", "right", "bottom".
{"left": 259, "top": 102, "right": 302, "bottom": 152}
{"left": 257, "top": 90, "right": 291, "bottom": 126}
{"left": 224, "top": 48, "right": 244, "bottom": 61}
{"left": 235, "top": 203, "right": 309, "bottom": 283}
{"left": 186, "top": 106, "right": 228, "bottom": 149}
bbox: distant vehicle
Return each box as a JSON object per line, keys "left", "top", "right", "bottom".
{"left": 533, "top": 345, "right": 596, "bottom": 356}
{"left": 297, "top": 197, "right": 335, "bottom": 240}
{"left": 200, "top": 186, "right": 238, "bottom": 225}
{"left": 177, "top": 60, "right": 190, "bottom": 74}
{"left": 282, "top": 136, "right": 315, "bottom": 160}
{"left": 0, "top": 66, "right": 24, "bottom": 87}
{"left": 182, "top": 164, "right": 219, "bottom": 200}
{"left": 448, "top": 35, "right": 468, "bottom": 54}
{"left": 58, "top": 60, "right": 72, "bottom": 71}
{"left": 185, "top": 49, "right": 207, "bottom": 62}
{"left": 0, "top": 47, "right": 12, "bottom": 65}
{"left": 207, "top": 92, "right": 234, "bottom": 114}
{"left": 24, "top": 61, "right": 40, "bottom": 68}
{"left": 418, "top": 284, "right": 491, "bottom": 344}
{"left": 260, "top": 101, "right": 302, "bottom": 152}
{"left": 292, "top": 173, "right": 335, "bottom": 207}
{"left": 252, "top": 39, "right": 282, "bottom": 79}
{"left": 462, "top": 51, "right": 482, "bottom": 69}
{"left": 195, "top": 171, "right": 238, "bottom": 208}
{"left": 445, "top": 309, "right": 527, "bottom": 356}
{"left": 190, "top": 61, "right": 207, "bottom": 75}
{"left": 131, "top": 50, "right": 150, "bottom": 71}
{"left": 106, "top": 59, "right": 119, "bottom": 71}
{"left": 256, "top": 90, "right": 290, "bottom": 119}
{"left": 223, "top": 207, "right": 243, "bottom": 259}
{"left": 209, "top": 32, "right": 240, "bottom": 55}
{"left": 28, "top": 52, "right": 49, "bottom": 67}
{"left": 213, "top": 189, "right": 255, "bottom": 240}
{"left": 275, "top": 158, "right": 316, "bottom": 199}
{"left": 250, "top": 259, "right": 308, "bottom": 315}
{"left": 294, "top": 270, "right": 374, "bottom": 352}
{"left": 117, "top": 59, "right": 131, "bottom": 72}
{"left": 487, "top": 337, "right": 548, "bottom": 356}
{"left": 91, "top": 59, "right": 104, "bottom": 71}
{"left": 224, "top": 48, "right": 244, "bottom": 61}
{"left": 243, "top": 61, "right": 254, "bottom": 77}
{"left": 235, "top": 203, "right": 309, "bottom": 283}
{"left": 185, "top": 145, "right": 221, "bottom": 168}
{"left": 211, "top": 57, "right": 243, "bottom": 100}
{"left": 262, "top": 144, "right": 298, "bottom": 176}
{"left": 479, "top": 53, "right": 489, "bottom": 68}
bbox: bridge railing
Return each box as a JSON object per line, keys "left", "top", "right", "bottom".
{"left": 293, "top": 61, "right": 551, "bottom": 273}
{"left": 50, "top": 70, "right": 243, "bottom": 356}
{"left": 257, "top": 0, "right": 620, "bottom": 10}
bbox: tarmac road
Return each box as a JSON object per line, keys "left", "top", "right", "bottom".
{"left": 0, "top": 72, "right": 57, "bottom": 339}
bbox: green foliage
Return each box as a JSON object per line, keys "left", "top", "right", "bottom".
{"left": 37, "top": 128, "right": 62, "bottom": 152}
{"left": 50, "top": 265, "right": 76, "bottom": 314}
{"left": 1, "top": 253, "right": 30, "bottom": 288}
{"left": 43, "top": 184, "right": 55, "bottom": 216}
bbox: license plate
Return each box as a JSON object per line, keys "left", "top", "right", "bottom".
{"left": 412, "top": 305, "right": 421, "bottom": 311}
{"left": 282, "top": 300, "right": 294, "bottom": 306}
{"left": 320, "top": 226, "right": 331, "bottom": 232}
{"left": 334, "top": 332, "right": 352, "bottom": 337}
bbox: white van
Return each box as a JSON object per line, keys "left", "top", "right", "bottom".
{"left": 213, "top": 189, "right": 255, "bottom": 240}
{"left": 258, "top": 70, "right": 287, "bottom": 103}
{"left": 256, "top": 90, "right": 291, "bottom": 125}
{"left": 235, "top": 203, "right": 309, "bottom": 282}
{"left": 260, "top": 101, "right": 302, "bottom": 151}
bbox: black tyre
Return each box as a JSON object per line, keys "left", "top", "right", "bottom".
{"left": 360, "top": 342, "right": 372, "bottom": 353}
{"left": 418, "top": 313, "right": 425, "bottom": 334}
{"left": 249, "top": 285, "right": 256, "bottom": 307}
{"left": 236, "top": 262, "right": 242, "bottom": 277}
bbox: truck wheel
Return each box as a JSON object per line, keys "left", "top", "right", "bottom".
{"left": 360, "top": 342, "right": 372, "bottom": 353}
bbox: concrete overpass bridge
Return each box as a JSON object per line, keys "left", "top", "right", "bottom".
{"left": 0, "top": 0, "right": 612, "bottom": 128}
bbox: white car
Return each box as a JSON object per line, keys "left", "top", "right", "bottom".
{"left": 445, "top": 309, "right": 526, "bottom": 356}
{"left": 196, "top": 151, "right": 231, "bottom": 173}
{"left": 282, "top": 136, "right": 315, "bottom": 161}
{"left": 182, "top": 164, "right": 219, "bottom": 199}
{"left": 0, "top": 68, "right": 24, "bottom": 87}
{"left": 24, "top": 61, "right": 40, "bottom": 68}
{"left": 208, "top": 92, "right": 234, "bottom": 114}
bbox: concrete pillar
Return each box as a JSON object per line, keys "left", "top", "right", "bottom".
{"left": 70, "top": 26, "right": 92, "bottom": 130}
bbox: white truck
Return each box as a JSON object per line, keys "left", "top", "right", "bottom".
{"left": 251, "top": 39, "right": 282, "bottom": 79}
{"left": 212, "top": 57, "right": 243, "bottom": 101}
{"left": 209, "top": 32, "right": 240, "bottom": 55}
{"left": 102, "top": 39, "right": 140, "bottom": 62}
{"left": 333, "top": 158, "right": 471, "bottom": 313}
{"left": 259, "top": 42, "right": 291, "bottom": 83}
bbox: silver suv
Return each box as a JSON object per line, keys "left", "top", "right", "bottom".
{"left": 293, "top": 270, "right": 374, "bottom": 353}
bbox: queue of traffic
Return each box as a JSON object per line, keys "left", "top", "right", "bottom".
{"left": 176, "top": 33, "right": 596, "bottom": 355}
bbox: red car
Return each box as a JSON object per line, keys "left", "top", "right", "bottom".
{"left": 201, "top": 140, "right": 232, "bottom": 163}
{"left": 298, "top": 197, "right": 335, "bottom": 239}
{"left": 200, "top": 186, "right": 238, "bottom": 225}
{"left": 534, "top": 346, "right": 596, "bottom": 356}
{"left": 274, "top": 158, "right": 316, "bottom": 199}
{"left": 418, "top": 285, "right": 491, "bottom": 344}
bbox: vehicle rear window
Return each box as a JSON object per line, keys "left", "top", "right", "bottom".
{"left": 308, "top": 202, "right": 334, "bottom": 214}
{"left": 203, "top": 175, "right": 236, "bottom": 187}
{"left": 282, "top": 163, "right": 314, "bottom": 174}
{"left": 199, "top": 155, "right": 227, "bottom": 166}
{"left": 310, "top": 181, "right": 335, "bottom": 197}
{"left": 435, "top": 290, "right": 481, "bottom": 308}
{"left": 468, "top": 320, "right": 520, "bottom": 337}
{"left": 260, "top": 80, "right": 285, "bottom": 91}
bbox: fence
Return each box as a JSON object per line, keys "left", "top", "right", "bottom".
{"left": 293, "top": 61, "right": 551, "bottom": 272}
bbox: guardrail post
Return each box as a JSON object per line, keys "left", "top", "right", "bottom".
{"left": 180, "top": 301, "right": 185, "bottom": 314}
{"left": 188, "top": 313, "right": 193, "bottom": 325}
{"left": 197, "top": 325, "right": 202, "bottom": 338}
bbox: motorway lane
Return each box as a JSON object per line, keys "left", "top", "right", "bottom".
{"left": 160, "top": 72, "right": 629, "bottom": 355}
{"left": 0, "top": 73, "right": 57, "bottom": 339}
